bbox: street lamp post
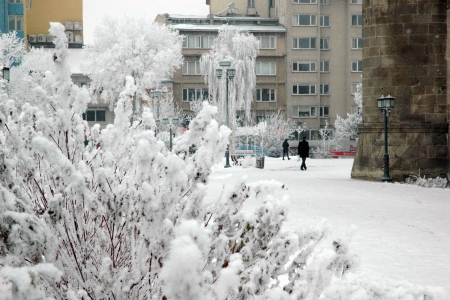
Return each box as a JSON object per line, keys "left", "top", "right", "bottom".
{"left": 162, "top": 117, "right": 179, "bottom": 151}
{"left": 292, "top": 123, "right": 308, "bottom": 141}
{"left": 377, "top": 95, "right": 395, "bottom": 182}
{"left": 150, "top": 85, "right": 168, "bottom": 136}
{"left": 216, "top": 61, "right": 235, "bottom": 168}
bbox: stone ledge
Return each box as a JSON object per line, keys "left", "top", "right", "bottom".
{"left": 357, "top": 122, "right": 448, "bottom": 134}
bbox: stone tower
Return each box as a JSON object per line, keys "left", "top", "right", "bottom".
{"left": 352, "top": 0, "right": 449, "bottom": 181}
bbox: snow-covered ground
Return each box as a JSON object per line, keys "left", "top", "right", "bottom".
{"left": 206, "top": 157, "right": 450, "bottom": 291}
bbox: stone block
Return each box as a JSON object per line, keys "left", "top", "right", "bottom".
{"left": 406, "top": 23, "right": 429, "bottom": 35}
{"left": 413, "top": 14, "right": 432, "bottom": 24}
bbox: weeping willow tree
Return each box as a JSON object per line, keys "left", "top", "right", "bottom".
{"left": 200, "top": 25, "right": 259, "bottom": 127}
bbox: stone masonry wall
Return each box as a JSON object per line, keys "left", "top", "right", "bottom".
{"left": 352, "top": 0, "right": 449, "bottom": 181}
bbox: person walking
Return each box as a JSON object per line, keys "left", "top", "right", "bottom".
{"left": 298, "top": 136, "right": 309, "bottom": 170}
{"left": 282, "top": 139, "right": 291, "bottom": 160}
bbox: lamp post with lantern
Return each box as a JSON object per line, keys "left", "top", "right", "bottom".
{"left": 377, "top": 95, "right": 395, "bottom": 182}
{"left": 150, "top": 85, "right": 168, "bottom": 136}
{"left": 162, "top": 117, "right": 179, "bottom": 151}
{"left": 216, "top": 61, "right": 235, "bottom": 168}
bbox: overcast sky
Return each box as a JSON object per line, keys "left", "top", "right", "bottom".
{"left": 83, "top": 0, "right": 210, "bottom": 45}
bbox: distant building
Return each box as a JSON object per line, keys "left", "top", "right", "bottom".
{"left": 155, "top": 13, "right": 287, "bottom": 128}
{"left": 157, "top": 0, "right": 362, "bottom": 142}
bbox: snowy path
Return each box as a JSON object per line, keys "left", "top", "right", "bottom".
{"left": 205, "top": 157, "right": 450, "bottom": 290}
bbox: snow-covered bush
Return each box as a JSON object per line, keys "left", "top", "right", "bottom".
{"left": 334, "top": 83, "right": 362, "bottom": 141}
{"left": 415, "top": 176, "right": 448, "bottom": 189}
{"left": 315, "top": 121, "right": 337, "bottom": 158}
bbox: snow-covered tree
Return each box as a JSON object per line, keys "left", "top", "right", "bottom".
{"left": 82, "top": 16, "right": 184, "bottom": 112}
{"left": 0, "top": 24, "right": 446, "bottom": 300}
{"left": 200, "top": 25, "right": 259, "bottom": 126}
{"left": 0, "top": 32, "right": 24, "bottom": 68}
{"left": 8, "top": 47, "right": 55, "bottom": 107}
{"left": 259, "top": 112, "right": 295, "bottom": 157}
{"left": 334, "top": 83, "right": 362, "bottom": 141}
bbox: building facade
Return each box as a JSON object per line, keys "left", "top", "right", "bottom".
{"left": 0, "top": 0, "right": 25, "bottom": 39}
{"left": 25, "top": 0, "right": 83, "bottom": 49}
{"left": 156, "top": 13, "right": 287, "bottom": 126}
{"left": 206, "top": 0, "right": 362, "bottom": 142}
{"left": 351, "top": 0, "right": 449, "bottom": 181}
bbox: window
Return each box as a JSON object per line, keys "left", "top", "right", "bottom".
{"left": 256, "top": 62, "right": 276, "bottom": 75}
{"left": 320, "top": 84, "right": 330, "bottom": 95}
{"left": 8, "top": 15, "right": 23, "bottom": 31}
{"left": 293, "top": 14, "right": 317, "bottom": 26}
{"left": 183, "top": 35, "right": 214, "bottom": 48}
{"left": 182, "top": 61, "right": 201, "bottom": 75}
{"left": 352, "top": 14, "right": 363, "bottom": 26}
{"left": 257, "top": 36, "right": 276, "bottom": 49}
{"left": 83, "top": 109, "right": 106, "bottom": 122}
{"left": 320, "top": 15, "right": 330, "bottom": 27}
{"left": 293, "top": 37, "right": 316, "bottom": 49}
{"left": 351, "top": 0, "right": 362, "bottom": 3}
{"left": 320, "top": 106, "right": 329, "bottom": 117}
{"left": 320, "top": 38, "right": 330, "bottom": 50}
{"left": 293, "top": 106, "right": 317, "bottom": 117}
{"left": 320, "top": 60, "right": 330, "bottom": 72}
{"left": 182, "top": 88, "right": 209, "bottom": 102}
{"left": 256, "top": 88, "right": 276, "bottom": 101}
{"left": 293, "top": 83, "right": 316, "bottom": 95}
{"left": 248, "top": 0, "right": 255, "bottom": 7}
{"left": 269, "top": 0, "right": 275, "bottom": 7}
{"left": 352, "top": 38, "right": 362, "bottom": 49}
{"left": 9, "top": 0, "right": 22, "bottom": 3}
{"left": 292, "top": 61, "right": 316, "bottom": 72}
{"left": 352, "top": 60, "right": 362, "bottom": 72}
{"left": 293, "top": 0, "right": 317, "bottom": 3}
{"left": 351, "top": 105, "right": 359, "bottom": 114}
{"left": 321, "top": 0, "right": 330, "bottom": 4}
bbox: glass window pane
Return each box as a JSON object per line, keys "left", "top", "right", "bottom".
{"left": 299, "top": 85, "right": 309, "bottom": 94}
{"left": 86, "top": 111, "right": 96, "bottom": 121}
{"left": 96, "top": 110, "right": 106, "bottom": 122}
{"left": 188, "top": 89, "right": 196, "bottom": 101}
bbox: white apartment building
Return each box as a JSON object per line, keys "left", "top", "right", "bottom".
{"left": 208, "top": 0, "right": 362, "bottom": 142}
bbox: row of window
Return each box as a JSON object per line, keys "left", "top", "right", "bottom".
{"left": 292, "top": 37, "right": 362, "bottom": 50}
{"left": 293, "top": 14, "right": 362, "bottom": 26}
{"left": 182, "top": 35, "right": 276, "bottom": 50}
{"left": 294, "top": 0, "right": 361, "bottom": 3}
{"left": 182, "top": 35, "right": 362, "bottom": 51}
{"left": 293, "top": 106, "right": 329, "bottom": 118}
{"left": 292, "top": 83, "right": 330, "bottom": 95}
{"left": 183, "top": 59, "right": 362, "bottom": 75}
{"left": 293, "top": 60, "right": 329, "bottom": 72}
{"left": 182, "top": 61, "right": 277, "bottom": 75}
{"left": 182, "top": 82, "right": 361, "bottom": 102}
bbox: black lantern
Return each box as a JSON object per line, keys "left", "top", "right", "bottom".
{"left": 377, "top": 95, "right": 395, "bottom": 182}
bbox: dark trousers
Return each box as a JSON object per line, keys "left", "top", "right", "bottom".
{"left": 283, "top": 151, "right": 289, "bottom": 159}
{"left": 301, "top": 157, "right": 307, "bottom": 170}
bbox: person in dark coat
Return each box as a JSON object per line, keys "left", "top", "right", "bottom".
{"left": 282, "top": 139, "right": 290, "bottom": 160}
{"left": 298, "top": 136, "right": 309, "bottom": 170}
